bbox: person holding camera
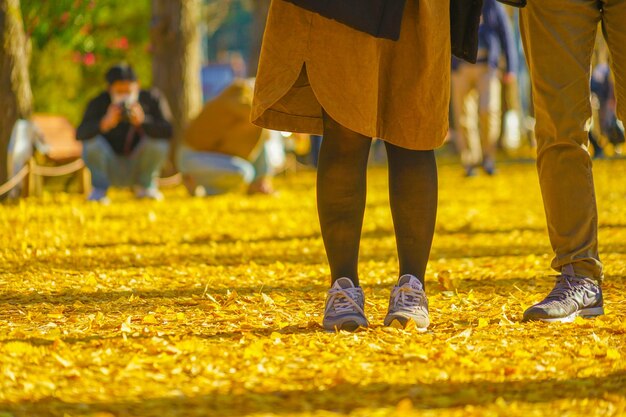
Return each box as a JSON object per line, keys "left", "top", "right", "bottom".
{"left": 77, "top": 64, "right": 173, "bottom": 203}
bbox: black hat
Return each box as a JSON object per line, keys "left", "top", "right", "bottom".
{"left": 105, "top": 64, "right": 137, "bottom": 84}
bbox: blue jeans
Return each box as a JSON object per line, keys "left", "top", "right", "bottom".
{"left": 178, "top": 144, "right": 272, "bottom": 196}
{"left": 82, "top": 136, "right": 169, "bottom": 190}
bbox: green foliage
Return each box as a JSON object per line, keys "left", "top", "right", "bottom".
{"left": 21, "top": 0, "right": 152, "bottom": 125}
{"left": 203, "top": 0, "right": 255, "bottom": 64}
{"left": 203, "top": 0, "right": 253, "bottom": 36}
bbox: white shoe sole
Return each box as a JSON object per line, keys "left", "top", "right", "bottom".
{"left": 533, "top": 306, "right": 605, "bottom": 323}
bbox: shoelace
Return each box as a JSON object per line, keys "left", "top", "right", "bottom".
{"left": 544, "top": 275, "right": 589, "bottom": 302}
{"left": 391, "top": 285, "right": 426, "bottom": 311}
{"left": 325, "top": 287, "right": 365, "bottom": 316}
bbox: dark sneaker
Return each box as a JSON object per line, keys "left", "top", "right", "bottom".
{"left": 464, "top": 166, "right": 477, "bottom": 177}
{"left": 483, "top": 158, "right": 497, "bottom": 176}
{"left": 523, "top": 274, "right": 604, "bottom": 323}
{"left": 87, "top": 188, "right": 110, "bottom": 205}
{"left": 384, "top": 275, "right": 429, "bottom": 331}
{"left": 323, "top": 277, "right": 368, "bottom": 331}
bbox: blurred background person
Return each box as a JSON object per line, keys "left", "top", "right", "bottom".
{"left": 506, "top": 6, "right": 534, "bottom": 152}
{"left": 451, "top": 0, "right": 517, "bottom": 176}
{"left": 76, "top": 63, "right": 173, "bottom": 203}
{"left": 179, "top": 79, "right": 275, "bottom": 196}
{"left": 589, "top": 40, "right": 625, "bottom": 158}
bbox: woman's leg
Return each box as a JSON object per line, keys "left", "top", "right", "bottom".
{"left": 317, "top": 111, "right": 372, "bottom": 286}
{"left": 385, "top": 142, "right": 438, "bottom": 284}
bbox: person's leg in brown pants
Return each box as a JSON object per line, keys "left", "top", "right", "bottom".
{"left": 520, "top": 0, "right": 625, "bottom": 322}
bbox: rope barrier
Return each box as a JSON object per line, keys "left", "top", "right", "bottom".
{"left": 1, "top": 158, "right": 183, "bottom": 197}
{"left": 0, "top": 165, "right": 30, "bottom": 197}
{"left": 30, "top": 159, "right": 85, "bottom": 177}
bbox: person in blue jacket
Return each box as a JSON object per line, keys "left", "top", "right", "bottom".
{"left": 451, "top": 0, "right": 517, "bottom": 176}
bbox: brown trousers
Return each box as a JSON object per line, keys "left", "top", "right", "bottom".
{"left": 520, "top": 0, "right": 626, "bottom": 281}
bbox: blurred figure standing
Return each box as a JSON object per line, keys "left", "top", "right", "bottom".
{"left": 451, "top": 0, "right": 517, "bottom": 176}
{"left": 77, "top": 64, "right": 173, "bottom": 203}
{"left": 589, "top": 59, "right": 625, "bottom": 157}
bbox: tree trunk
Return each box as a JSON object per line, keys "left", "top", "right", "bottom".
{"left": 0, "top": 0, "right": 32, "bottom": 189}
{"left": 249, "top": 0, "right": 271, "bottom": 77}
{"left": 151, "top": 0, "right": 202, "bottom": 157}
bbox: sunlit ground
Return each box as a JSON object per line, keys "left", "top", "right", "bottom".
{"left": 1, "top": 160, "right": 625, "bottom": 417}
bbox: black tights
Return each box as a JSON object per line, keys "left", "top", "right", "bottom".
{"left": 317, "top": 111, "right": 438, "bottom": 287}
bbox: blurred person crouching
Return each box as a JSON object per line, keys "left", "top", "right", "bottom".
{"left": 451, "top": 0, "right": 517, "bottom": 176}
{"left": 179, "top": 79, "right": 275, "bottom": 196}
{"left": 77, "top": 64, "right": 173, "bottom": 203}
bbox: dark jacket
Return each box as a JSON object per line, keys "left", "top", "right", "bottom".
{"left": 450, "top": 0, "right": 483, "bottom": 63}
{"left": 453, "top": 0, "right": 517, "bottom": 72}
{"left": 283, "top": 0, "right": 407, "bottom": 41}
{"left": 498, "top": 0, "right": 526, "bottom": 6}
{"left": 284, "top": 0, "right": 525, "bottom": 63}
{"left": 479, "top": 0, "right": 517, "bottom": 72}
{"left": 77, "top": 89, "right": 173, "bottom": 156}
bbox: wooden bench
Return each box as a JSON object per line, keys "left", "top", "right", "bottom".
{"left": 28, "top": 114, "right": 89, "bottom": 196}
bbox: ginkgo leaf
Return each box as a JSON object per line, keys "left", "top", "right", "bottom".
{"left": 142, "top": 314, "right": 158, "bottom": 324}
{"left": 0, "top": 163, "right": 624, "bottom": 417}
{"left": 120, "top": 316, "right": 133, "bottom": 333}
{"left": 606, "top": 348, "right": 621, "bottom": 360}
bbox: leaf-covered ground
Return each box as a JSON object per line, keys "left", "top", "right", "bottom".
{"left": 1, "top": 160, "right": 625, "bottom": 417}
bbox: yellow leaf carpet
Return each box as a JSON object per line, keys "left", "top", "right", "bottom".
{"left": 1, "top": 161, "right": 625, "bottom": 417}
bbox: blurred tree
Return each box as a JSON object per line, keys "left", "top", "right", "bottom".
{"left": 151, "top": 0, "right": 202, "bottom": 150}
{"left": 249, "top": 0, "right": 270, "bottom": 77}
{"left": 199, "top": 0, "right": 268, "bottom": 76}
{"left": 203, "top": 0, "right": 253, "bottom": 67}
{"left": 0, "top": 0, "right": 32, "bottom": 187}
{"left": 204, "top": 0, "right": 240, "bottom": 38}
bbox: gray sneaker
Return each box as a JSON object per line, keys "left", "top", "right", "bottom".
{"left": 323, "top": 277, "right": 368, "bottom": 331}
{"left": 523, "top": 270, "right": 604, "bottom": 323}
{"left": 384, "top": 275, "right": 429, "bottom": 331}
